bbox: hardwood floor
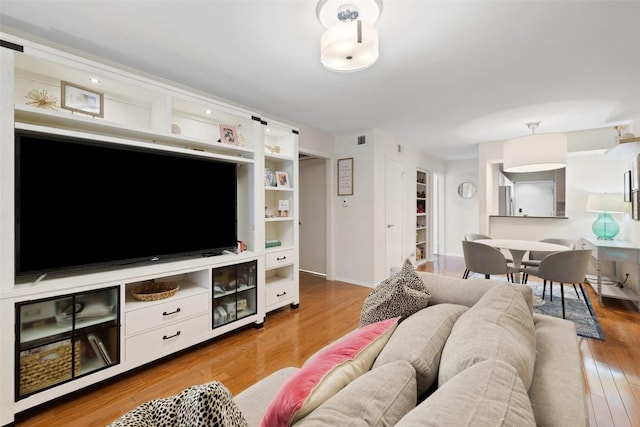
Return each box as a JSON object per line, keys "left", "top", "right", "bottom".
{"left": 13, "top": 255, "right": 640, "bottom": 426}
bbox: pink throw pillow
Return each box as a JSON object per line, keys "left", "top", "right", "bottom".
{"left": 259, "top": 317, "right": 400, "bottom": 426}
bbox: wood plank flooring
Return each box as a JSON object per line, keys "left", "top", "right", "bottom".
{"left": 13, "top": 255, "right": 640, "bottom": 426}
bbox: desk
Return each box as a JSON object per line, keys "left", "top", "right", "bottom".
{"left": 475, "top": 239, "right": 571, "bottom": 283}
{"left": 581, "top": 236, "right": 640, "bottom": 309}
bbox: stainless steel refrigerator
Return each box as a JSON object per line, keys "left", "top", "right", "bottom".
{"left": 499, "top": 185, "right": 513, "bottom": 216}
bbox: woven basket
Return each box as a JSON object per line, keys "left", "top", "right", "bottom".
{"left": 19, "top": 340, "right": 81, "bottom": 396}
{"left": 131, "top": 281, "right": 180, "bottom": 301}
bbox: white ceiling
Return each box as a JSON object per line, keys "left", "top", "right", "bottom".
{"left": 1, "top": 0, "right": 639, "bottom": 160}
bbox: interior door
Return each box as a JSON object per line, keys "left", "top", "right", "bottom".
{"left": 298, "top": 156, "right": 326, "bottom": 275}
{"left": 385, "top": 158, "right": 403, "bottom": 274}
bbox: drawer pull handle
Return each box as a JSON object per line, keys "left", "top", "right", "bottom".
{"left": 277, "top": 256, "right": 287, "bottom": 261}
{"left": 277, "top": 291, "right": 287, "bottom": 297}
{"left": 163, "top": 331, "right": 181, "bottom": 340}
{"left": 163, "top": 308, "right": 181, "bottom": 316}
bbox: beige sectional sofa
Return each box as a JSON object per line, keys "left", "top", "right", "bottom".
{"left": 235, "top": 272, "right": 587, "bottom": 427}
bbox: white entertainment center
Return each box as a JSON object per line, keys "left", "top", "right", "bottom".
{"left": 0, "top": 33, "right": 299, "bottom": 424}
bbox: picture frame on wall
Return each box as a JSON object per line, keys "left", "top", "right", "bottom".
{"left": 625, "top": 170, "right": 632, "bottom": 202}
{"left": 633, "top": 191, "right": 639, "bottom": 220}
{"left": 61, "top": 81, "right": 104, "bottom": 117}
{"left": 337, "top": 157, "right": 354, "bottom": 196}
{"left": 632, "top": 155, "right": 640, "bottom": 192}
{"left": 219, "top": 124, "right": 238, "bottom": 145}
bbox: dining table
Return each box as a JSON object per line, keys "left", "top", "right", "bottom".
{"left": 474, "top": 239, "right": 572, "bottom": 283}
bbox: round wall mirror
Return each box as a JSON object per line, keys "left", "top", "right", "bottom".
{"left": 458, "top": 182, "right": 476, "bottom": 199}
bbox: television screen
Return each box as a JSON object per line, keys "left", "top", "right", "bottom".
{"left": 15, "top": 129, "right": 238, "bottom": 277}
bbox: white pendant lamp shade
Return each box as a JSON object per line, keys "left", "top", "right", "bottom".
{"left": 320, "top": 21, "right": 379, "bottom": 72}
{"left": 503, "top": 133, "right": 567, "bottom": 173}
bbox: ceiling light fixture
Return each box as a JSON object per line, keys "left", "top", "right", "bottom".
{"left": 503, "top": 122, "right": 567, "bottom": 173}
{"left": 316, "top": 0, "right": 383, "bottom": 72}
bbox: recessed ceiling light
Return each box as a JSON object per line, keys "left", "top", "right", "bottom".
{"left": 89, "top": 77, "right": 101, "bottom": 84}
{"left": 205, "top": 109, "right": 213, "bottom": 115}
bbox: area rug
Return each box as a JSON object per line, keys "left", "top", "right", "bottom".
{"left": 527, "top": 279, "right": 604, "bottom": 340}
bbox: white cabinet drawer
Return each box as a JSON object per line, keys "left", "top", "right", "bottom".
{"left": 265, "top": 281, "right": 296, "bottom": 307}
{"left": 125, "top": 314, "right": 208, "bottom": 361}
{"left": 266, "top": 249, "right": 295, "bottom": 269}
{"left": 125, "top": 293, "right": 208, "bottom": 336}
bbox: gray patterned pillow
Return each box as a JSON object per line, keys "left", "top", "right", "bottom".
{"left": 359, "top": 259, "right": 431, "bottom": 327}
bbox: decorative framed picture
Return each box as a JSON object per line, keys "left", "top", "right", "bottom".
{"left": 276, "top": 171, "right": 289, "bottom": 188}
{"left": 219, "top": 124, "right": 238, "bottom": 145}
{"left": 633, "top": 155, "right": 640, "bottom": 192}
{"left": 60, "top": 81, "right": 104, "bottom": 117}
{"left": 633, "top": 191, "right": 639, "bottom": 220}
{"left": 337, "top": 157, "right": 354, "bottom": 196}
{"left": 625, "top": 170, "right": 632, "bottom": 202}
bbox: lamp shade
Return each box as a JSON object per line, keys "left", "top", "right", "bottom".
{"left": 586, "top": 193, "right": 625, "bottom": 213}
{"left": 503, "top": 133, "right": 567, "bottom": 173}
{"left": 320, "top": 20, "right": 379, "bottom": 72}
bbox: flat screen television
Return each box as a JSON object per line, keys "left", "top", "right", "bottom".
{"left": 15, "top": 129, "right": 238, "bottom": 277}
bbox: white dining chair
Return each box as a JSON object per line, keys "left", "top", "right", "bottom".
{"left": 522, "top": 249, "right": 593, "bottom": 319}
{"left": 462, "top": 240, "right": 519, "bottom": 282}
{"left": 522, "top": 238, "right": 575, "bottom": 283}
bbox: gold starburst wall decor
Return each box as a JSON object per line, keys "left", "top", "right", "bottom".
{"left": 25, "top": 89, "right": 58, "bottom": 110}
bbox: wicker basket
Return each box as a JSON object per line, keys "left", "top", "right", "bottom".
{"left": 131, "top": 281, "right": 180, "bottom": 301}
{"left": 19, "top": 340, "right": 81, "bottom": 396}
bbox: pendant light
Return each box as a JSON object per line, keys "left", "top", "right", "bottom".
{"left": 503, "top": 122, "right": 567, "bottom": 173}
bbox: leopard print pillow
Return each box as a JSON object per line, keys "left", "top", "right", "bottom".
{"left": 359, "top": 258, "right": 431, "bottom": 328}
{"left": 108, "top": 381, "right": 247, "bottom": 427}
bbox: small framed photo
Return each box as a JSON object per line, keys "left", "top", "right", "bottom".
{"left": 278, "top": 199, "right": 289, "bottom": 217}
{"left": 61, "top": 81, "right": 104, "bottom": 117}
{"left": 625, "top": 170, "right": 632, "bottom": 202}
{"left": 219, "top": 124, "right": 238, "bottom": 145}
{"left": 634, "top": 191, "right": 640, "bottom": 220}
{"left": 276, "top": 171, "right": 289, "bottom": 188}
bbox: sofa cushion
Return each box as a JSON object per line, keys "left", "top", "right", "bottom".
{"left": 359, "top": 258, "right": 431, "bottom": 327}
{"left": 396, "top": 359, "right": 536, "bottom": 426}
{"left": 438, "top": 283, "right": 536, "bottom": 390}
{"left": 416, "top": 272, "right": 534, "bottom": 314}
{"left": 235, "top": 367, "right": 299, "bottom": 427}
{"left": 108, "top": 381, "right": 247, "bottom": 427}
{"left": 373, "top": 303, "right": 468, "bottom": 395}
{"left": 260, "top": 316, "right": 399, "bottom": 427}
{"left": 528, "top": 313, "right": 588, "bottom": 427}
{"left": 293, "top": 360, "right": 417, "bottom": 426}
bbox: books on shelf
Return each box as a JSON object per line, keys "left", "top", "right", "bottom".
{"left": 87, "top": 333, "right": 113, "bottom": 365}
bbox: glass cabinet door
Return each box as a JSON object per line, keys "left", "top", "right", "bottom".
{"left": 212, "top": 261, "right": 257, "bottom": 328}
{"left": 15, "top": 286, "right": 119, "bottom": 399}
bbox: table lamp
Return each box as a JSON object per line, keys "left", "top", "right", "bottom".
{"left": 586, "top": 193, "right": 626, "bottom": 240}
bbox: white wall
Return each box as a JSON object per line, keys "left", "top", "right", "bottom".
{"left": 444, "top": 159, "right": 479, "bottom": 256}
{"left": 328, "top": 129, "right": 444, "bottom": 287}
{"left": 332, "top": 131, "right": 376, "bottom": 286}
